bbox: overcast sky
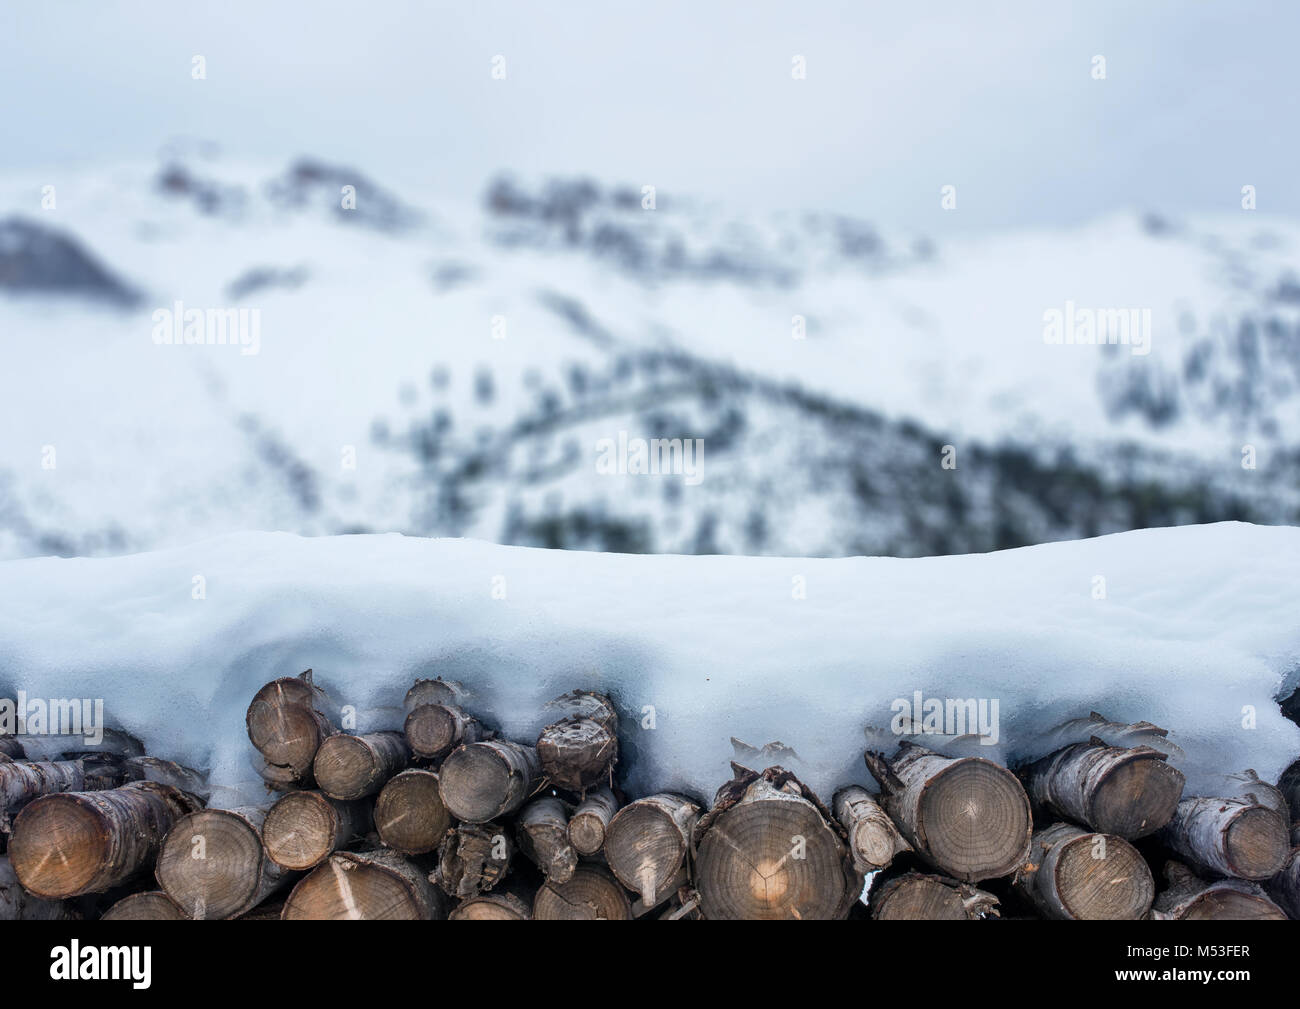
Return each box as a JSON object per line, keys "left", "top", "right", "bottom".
{"left": 2, "top": 0, "right": 1294, "bottom": 232}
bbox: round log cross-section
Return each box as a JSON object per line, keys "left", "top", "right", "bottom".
{"left": 604, "top": 793, "right": 698, "bottom": 907}
{"left": 1012, "top": 823, "right": 1153, "bottom": 920}
{"left": 696, "top": 775, "right": 856, "bottom": 920}
{"left": 282, "top": 849, "right": 446, "bottom": 920}
{"left": 101, "top": 890, "right": 189, "bottom": 921}
{"left": 532, "top": 864, "right": 631, "bottom": 920}
{"left": 9, "top": 782, "right": 201, "bottom": 898}
{"left": 866, "top": 743, "right": 1031, "bottom": 882}
{"left": 312, "top": 732, "right": 410, "bottom": 801}
{"left": 374, "top": 769, "right": 451, "bottom": 855}
{"left": 245, "top": 671, "right": 337, "bottom": 783}
{"left": 438, "top": 740, "right": 541, "bottom": 823}
{"left": 156, "top": 805, "right": 290, "bottom": 920}
{"left": 1021, "top": 741, "right": 1185, "bottom": 838}
{"left": 263, "top": 790, "right": 372, "bottom": 871}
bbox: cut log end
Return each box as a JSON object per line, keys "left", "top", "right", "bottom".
{"left": 695, "top": 772, "right": 857, "bottom": 920}
{"left": 832, "top": 785, "right": 911, "bottom": 873}
{"left": 1052, "top": 832, "right": 1152, "bottom": 920}
{"left": 404, "top": 705, "right": 455, "bottom": 760}
{"left": 312, "top": 732, "right": 408, "bottom": 801}
{"left": 567, "top": 816, "right": 607, "bottom": 855}
{"left": 1153, "top": 861, "right": 1288, "bottom": 920}
{"left": 532, "top": 864, "right": 631, "bottom": 920}
{"left": 919, "top": 759, "right": 1031, "bottom": 881}
{"left": 9, "top": 783, "right": 198, "bottom": 899}
{"left": 101, "top": 891, "right": 188, "bottom": 921}
{"left": 605, "top": 795, "right": 697, "bottom": 907}
{"left": 871, "top": 872, "right": 997, "bottom": 920}
{"left": 1183, "top": 889, "right": 1286, "bottom": 920}
{"left": 156, "top": 809, "right": 269, "bottom": 920}
{"left": 7, "top": 795, "right": 107, "bottom": 898}
{"left": 374, "top": 769, "right": 450, "bottom": 855}
{"left": 450, "top": 891, "right": 532, "bottom": 920}
{"left": 438, "top": 741, "right": 539, "bottom": 823}
{"left": 404, "top": 704, "right": 481, "bottom": 760}
{"left": 1224, "top": 805, "right": 1291, "bottom": 879}
{"left": 263, "top": 791, "right": 342, "bottom": 871}
{"left": 697, "top": 795, "right": 849, "bottom": 919}
{"left": 568, "top": 787, "right": 618, "bottom": 855}
{"left": 1162, "top": 796, "right": 1290, "bottom": 880}
{"left": 537, "top": 718, "right": 617, "bottom": 792}
{"left": 245, "top": 676, "right": 331, "bottom": 776}
{"left": 283, "top": 851, "right": 444, "bottom": 920}
{"left": 1088, "top": 756, "right": 1185, "bottom": 838}
{"left": 517, "top": 796, "right": 577, "bottom": 883}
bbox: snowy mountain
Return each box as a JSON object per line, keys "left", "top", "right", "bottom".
{"left": 2, "top": 151, "right": 1298, "bottom": 560}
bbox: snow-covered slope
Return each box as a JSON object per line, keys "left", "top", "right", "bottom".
{"left": 0, "top": 523, "right": 1296, "bottom": 805}
{"left": 2, "top": 154, "right": 1299, "bottom": 560}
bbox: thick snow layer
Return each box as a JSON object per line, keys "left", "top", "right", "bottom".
{"left": 0, "top": 522, "right": 1297, "bottom": 806}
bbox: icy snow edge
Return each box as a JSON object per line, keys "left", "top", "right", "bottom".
{"left": 0, "top": 522, "right": 1297, "bottom": 806}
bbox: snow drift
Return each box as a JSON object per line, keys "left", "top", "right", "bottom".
{"left": 0, "top": 522, "right": 1297, "bottom": 806}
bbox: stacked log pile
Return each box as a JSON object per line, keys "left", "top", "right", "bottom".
{"left": 1, "top": 676, "right": 1298, "bottom": 921}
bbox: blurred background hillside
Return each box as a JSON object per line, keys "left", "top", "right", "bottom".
{"left": 1, "top": 1, "right": 1297, "bottom": 559}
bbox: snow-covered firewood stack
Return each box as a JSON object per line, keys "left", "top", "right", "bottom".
{"left": 1, "top": 668, "right": 1297, "bottom": 920}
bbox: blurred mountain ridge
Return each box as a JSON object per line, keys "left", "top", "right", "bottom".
{"left": 0, "top": 152, "right": 1296, "bottom": 559}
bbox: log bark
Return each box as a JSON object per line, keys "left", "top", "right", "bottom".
{"left": 569, "top": 786, "right": 619, "bottom": 855}
{"left": 253, "top": 755, "right": 306, "bottom": 793}
{"left": 695, "top": 767, "right": 857, "bottom": 920}
{"left": 1011, "top": 822, "right": 1153, "bottom": 920}
{"left": 1220, "top": 768, "right": 1289, "bottom": 820}
{"left": 262, "top": 790, "right": 372, "bottom": 871}
{"left": 605, "top": 792, "right": 699, "bottom": 907}
{"left": 1266, "top": 835, "right": 1300, "bottom": 920}
{"left": 8, "top": 727, "right": 145, "bottom": 762}
{"left": 516, "top": 796, "right": 577, "bottom": 883}
{"left": 438, "top": 739, "right": 541, "bottom": 822}
{"left": 282, "top": 849, "right": 446, "bottom": 920}
{"left": 536, "top": 691, "right": 619, "bottom": 792}
{"left": 543, "top": 690, "right": 619, "bottom": 727}
{"left": 156, "top": 804, "right": 293, "bottom": 919}
{"left": 1151, "top": 860, "right": 1287, "bottom": 920}
{"left": 832, "top": 785, "right": 912, "bottom": 873}
{"left": 870, "top": 870, "right": 999, "bottom": 920}
{"left": 1159, "top": 794, "right": 1290, "bottom": 880}
{"left": 8, "top": 781, "right": 202, "bottom": 898}
{"left": 435, "top": 823, "right": 514, "bottom": 898}
{"left": 312, "top": 731, "right": 410, "bottom": 800}
{"left": 245, "top": 669, "right": 337, "bottom": 786}
{"left": 374, "top": 769, "right": 451, "bottom": 855}
{"left": 1278, "top": 759, "right": 1300, "bottom": 824}
{"left": 403, "top": 677, "right": 461, "bottom": 711}
{"left": 100, "top": 890, "right": 188, "bottom": 921}
{"left": 1019, "top": 739, "right": 1184, "bottom": 838}
{"left": 0, "top": 854, "right": 76, "bottom": 920}
{"left": 532, "top": 863, "right": 631, "bottom": 920}
{"left": 404, "top": 703, "right": 485, "bottom": 761}
{"left": 1039, "top": 712, "right": 1185, "bottom": 761}
{"left": 122, "top": 756, "right": 210, "bottom": 803}
{"left": 866, "top": 742, "right": 1031, "bottom": 882}
{"left": 0, "top": 737, "right": 23, "bottom": 759}
{"left": 1, "top": 756, "right": 93, "bottom": 833}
